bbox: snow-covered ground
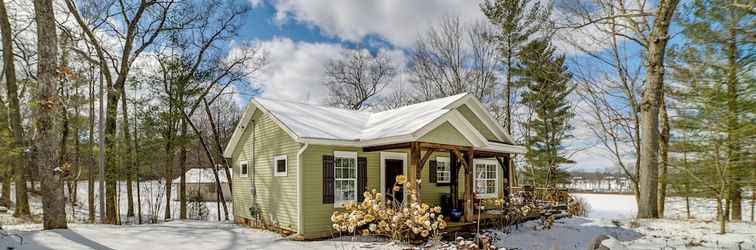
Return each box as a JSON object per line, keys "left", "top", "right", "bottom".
{"left": 3, "top": 221, "right": 394, "bottom": 250}
{"left": 1, "top": 183, "right": 754, "bottom": 249}
{"left": 0, "top": 181, "right": 231, "bottom": 226}
{"left": 491, "top": 193, "right": 756, "bottom": 249}
{"left": 573, "top": 193, "right": 753, "bottom": 221}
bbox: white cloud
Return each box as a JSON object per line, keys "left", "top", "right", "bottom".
{"left": 233, "top": 38, "right": 409, "bottom": 106}
{"left": 267, "top": 0, "right": 484, "bottom": 48}
{"left": 248, "top": 37, "right": 347, "bottom": 103}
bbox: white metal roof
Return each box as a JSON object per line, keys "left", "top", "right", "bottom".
{"left": 223, "top": 93, "right": 526, "bottom": 157}
{"left": 173, "top": 168, "right": 231, "bottom": 184}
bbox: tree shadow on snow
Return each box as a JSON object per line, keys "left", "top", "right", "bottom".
{"left": 53, "top": 230, "right": 116, "bottom": 250}
{"left": 19, "top": 229, "right": 115, "bottom": 250}
{"left": 494, "top": 217, "right": 643, "bottom": 250}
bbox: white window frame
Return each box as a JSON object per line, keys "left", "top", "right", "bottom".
{"left": 273, "top": 155, "right": 288, "bottom": 177}
{"left": 333, "top": 151, "right": 358, "bottom": 207}
{"left": 239, "top": 160, "right": 249, "bottom": 178}
{"left": 436, "top": 157, "right": 450, "bottom": 184}
{"left": 473, "top": 159, "right": 499, "bottom": 199}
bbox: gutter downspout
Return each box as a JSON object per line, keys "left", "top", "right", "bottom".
{"left": 296, "top": 143, "right": 309, "bottom": 236}
{"left": 251, "top": 120, "right": 257, "bottom": 208}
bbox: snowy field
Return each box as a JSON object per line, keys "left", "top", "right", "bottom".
{"left": 0, "top": 184, "right": 754, "bottom": 249}
{"left": 573, "top": 193, "right": 753, "bottom": 221}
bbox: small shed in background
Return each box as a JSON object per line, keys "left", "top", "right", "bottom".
{"left": 174, "top": 168, "right": 232, "bottom": 201}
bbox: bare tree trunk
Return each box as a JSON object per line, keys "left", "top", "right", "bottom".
{"left": 1, "top": 173, "right": 10, "bottom": 208}
{"left": 750, "top": 184, "right": 754, "bottom": 222}
{"left": 724, "top": 197, "right": 731, "bottom": 221}
{"left": 103, "top": 88, "right": 120, "bottom": 224}
{"left": 164, "top": 155, "right": 173, "bottom": 221}
{"left": 87, "top": 67, "right": 96, "bottom": 223}
{"left": 718, "top": 197, "right": 726, "bottom": 234}
{"left": 0, "top": 98, "right": 11, "bottom": 208}
{"left": 202, "top": 99, "right": 232, "bottom": 191}
{"left": 121, "top": 88, "right": 134, "bottom": 218}
{"left": 34, "top": 0, "right": 67, "bottom": 229}
{"left": 181, "top": 111, "right": 228, "bottom": 220}
{"left": 685, "top": 192, "right": 691, "bottom": 219}
{"left": 726, "top": 24, "right": 742, "bottom": 222}
{"left": 0, "top": 0, "right": 30, "bottom": 218}
{"left": 637, "top": 0, "right": 679, "bottom": 219}
{"left": 657, "top": 96, "right": 670, "bottom": 217}
{"left": 179, "top": 121, "right": 187, "bottom": 220}
{"left": 133, "top": 110, "right": 142, "bottom": 224}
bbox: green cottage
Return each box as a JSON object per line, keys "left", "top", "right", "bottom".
{"left": 223, "top": 93, "right": 526, "bottom": 239}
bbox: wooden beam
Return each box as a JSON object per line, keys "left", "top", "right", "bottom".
{"left": 418, "top": 142, "right": 471, "bottom": 152}
{"left": 451, "top": 149, "right": 468, "bottom": 170}
{"left": 496, "top": 155, "right": 509, "bottom": 200}
{"left": 408, "top": 142, "right": 419, "bottom": 188}
{"left": 449, "top": 152, "right": 458, "bottom": 210}
{"left": 463, "top": 147, "right": 475, "bottom": 222}
{"left": 418, "top": 148, "right": 436, "bottom": 172}
{"left": 363, "top": 142, "right": 411, "bottom": 152}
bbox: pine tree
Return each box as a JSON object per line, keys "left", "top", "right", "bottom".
{"left": 666, "top": 3, "right": 755, "bottom": 230}
{"left": 480, "top": 0, "right": 551, "bottom": 135}
{"left": 481, "top": 0, "right": 551, "bottom": 189}
{"left": 518, "top": 39, "right": 575, "bottom": 188}
{"left": 672, "top": 0, "right": 755, "bottom": 222}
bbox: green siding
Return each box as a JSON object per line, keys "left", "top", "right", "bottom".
{"left": 300, "top": 145, "right": 383, "bottom": 235}
{"left": 419, "top": 122, "right": 471, "bottom": 146}
{"left": 231, "top": 110, "right": 300, "bottom": 231}
{"left": 457, "top": 104, "right": 498, "bottom": 141}
{"left": 230, "top": 107, "right": 506, "bottom": 236}
{"left": 299, "top": 145, "right": 505, "bottom": 236}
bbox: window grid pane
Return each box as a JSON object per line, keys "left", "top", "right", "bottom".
{"left": 437, "top": 161, "right": 450, "bottom": 183}
{"left": 475, "top": 163, "right": 497, "bottom": 196}
{"left": 335, "top": 155, "right": 357, "bottom": 204}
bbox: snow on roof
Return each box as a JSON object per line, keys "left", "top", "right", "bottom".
{"left": 173, "top": 168, "right": 231, "bottom": 184}
{"left": 224, "top": 92, "right": 526, "bottom": 157}
{"left": 255, "top": 93, "right": 467, "bottom": 141}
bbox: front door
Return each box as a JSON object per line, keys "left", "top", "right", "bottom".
{"left": 384, "top": 159, "right": 404, "bottom": 203}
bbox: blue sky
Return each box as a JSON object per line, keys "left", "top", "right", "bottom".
{"left": 227, "top": 0, "right": 641, "bottom": 171}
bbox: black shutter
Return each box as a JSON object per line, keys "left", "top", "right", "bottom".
{"left": 429, "top": 160, "right": 437, "bottom": 184}
{"left": 357, "top": 157, "right": 367, "bottom": 202}
{"left": 323, "top": 155, "right": 334, "bottom": 204}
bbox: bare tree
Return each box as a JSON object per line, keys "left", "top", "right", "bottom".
{"left": 148, "top": 0, "right": 260, "bottom": 219}
{"left": 64, "top": 0, "right": 177, "bottom": 224}
{"left": 324, "top": 50, "right": 397, "bottom": 110}
{"left": 558, "top": 0, "right": 681, "bottom": 218}
{"left": 409, "top": 17, "right": 498, "bottom": 104}
{"left": 33, "top": 0, "right": 66, "bottom": 229}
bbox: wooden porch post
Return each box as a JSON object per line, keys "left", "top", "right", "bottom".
{"left": 409, "top": 142, "right": 419, "bottom": 200}
{"left": 449, "top": 151, "right": 458, "bottom": 210}
{"left": 497, "top": 155, "right": 511, "bottom": 202}
{"left": 464, "top": 148, "right": 475, "bottom": 222}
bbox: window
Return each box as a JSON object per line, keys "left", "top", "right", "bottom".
{"left": 334, "top": 151, "right": 357, "bottom": 206}
{"left": 240, "top": 161, "right": 249, "bottom": 177}
{"left": 273, "top": 155, "right": 288, "bottom": 177}
{"left": 436, "top": 157, "right": 450, "bottom": 183}
{"left": 474, "top": 159, "right": 498, "bottom": 198}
